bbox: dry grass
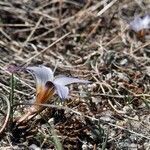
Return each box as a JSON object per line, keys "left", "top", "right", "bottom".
{"left": 0, "top": 0, "right": 150, "bottom": 149}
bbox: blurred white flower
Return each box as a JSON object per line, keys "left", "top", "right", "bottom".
{"left": 26, "top": 65, "right": 90, "bottom": 101}
{"left": 130, "top": 15, "right": 150, "bottom": 32}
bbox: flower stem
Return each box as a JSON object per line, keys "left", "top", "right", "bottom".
{"left": 9, "top": 73, "right": 15, "bottom": 129}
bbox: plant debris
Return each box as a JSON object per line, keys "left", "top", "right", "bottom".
{"left": 0, "top": 0, "right": 150, "bottom": 149}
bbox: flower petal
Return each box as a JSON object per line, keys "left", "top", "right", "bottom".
{"left": 54, "top": 76, "right": 90, "bottom": 86}
{"left": 26, "top": 65, "right": 54, "bottom": 86}
{"left": 36, "top": 81, "right": 55, "bottom": 105}
{"left": 130, "top": 15, "right": 150, "bottom": 32}
{"left": 54, "top": 83, "right": 69, "bottom": 99}
{"left": 142, "top": 15, "right": 150, "bottom": 28}
{"left": 130, "top": 17, "right": 142, "bottom": 32}
{"left": 6, "top": 65, "right": 24, "bottom": 73}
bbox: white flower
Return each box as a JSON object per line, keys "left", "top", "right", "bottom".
{"left": 17, "top": 65, "right": 90, "bottom": 123}
{"left": 130, "top": 15, "right": 150, "bottom": 32}
{"left": 26, "top": 65, "right": 90, "bottom": 101}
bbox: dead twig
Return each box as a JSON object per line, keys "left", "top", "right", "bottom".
{"left": 14, "top": 102, "right": 150, "bottom": 140}
{"left": 19, "top": 16, "right": 43, "bottom": 53}
{"left": 24, "top": 32, "right": 71, "bottom": 64}
{"left": 0, "top": 94, "right": 10, "bottom": 135}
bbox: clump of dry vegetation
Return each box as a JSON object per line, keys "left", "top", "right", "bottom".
{"left": 0, "top": 0, "right": 150, "bottom": 149}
